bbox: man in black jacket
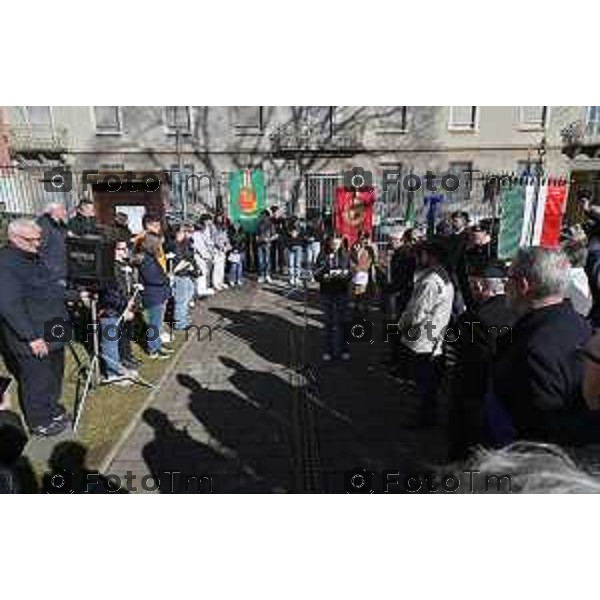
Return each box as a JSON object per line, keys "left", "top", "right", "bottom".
{"left": 449, "top": 262, "right": 517, "bottom": 458}
{"left": 0, "top": 219, "right": 71, "bottom": 437}
{"left": 37, "top": 201, "right": 68, "bottom": 288}
{"left": 494, "top": 246, "right": 598, "bottom": 446}
{"left": 68, "top": 199, "right": 99, "bottom": 238}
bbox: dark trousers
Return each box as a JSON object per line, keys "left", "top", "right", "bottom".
{"left": 321, "top": 293, "right": 351, "bottom": 357}
{"left": 411, "top": 350, "right": 441, "bottom": 422}
{"left": 13, "top": 348, "right": 65, "bottom": 429}
{"left": 271, "top": 240, "right": 286, "bottom": 273}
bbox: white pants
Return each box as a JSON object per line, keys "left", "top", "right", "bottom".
{"left": 195, "top": 256, "right": 213, "bottom": 295}
{"left": 212, "top": 252, "right": 226, "bottom": 289}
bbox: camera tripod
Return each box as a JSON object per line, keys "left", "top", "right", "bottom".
{"left": 71, "top": 289, "right": 155, "bottom": 434}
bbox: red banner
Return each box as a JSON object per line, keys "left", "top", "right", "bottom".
{"left": 540, "top": 180, "right": 568, "bottom": 248}
{"left": 333, "top": 187, "right": 376, "bottom": 246}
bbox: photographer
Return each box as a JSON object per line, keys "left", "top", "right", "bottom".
{"left": 314, "top": 235, "right": 352, "bottom": 362}
{"left": 0, "top": 220, "right": 72, "bottom": 437}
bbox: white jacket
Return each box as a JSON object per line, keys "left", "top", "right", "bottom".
{"left": 398, "top": 265, "right": 454, "bottom": 355}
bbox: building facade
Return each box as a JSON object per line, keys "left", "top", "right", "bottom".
{"left": 0, "top": 105, "right": 592, "bottom": 224}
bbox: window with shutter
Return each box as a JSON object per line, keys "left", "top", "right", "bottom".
{"left": 377, "top": 107, "right": 408, "bottom": 132}
{"left": 94, "top": 106, "right": 122, "bottom": 134}
{"left": 25, "top": 106, "right": 52, "bottom": 127}
{"left": 233, "top": 106, "right": 263, "bottom": 132}
{"left": 449, "top": 107, "right": 477, "bottom": 130}
{"left": 164, "top": 106, "right": 192, "bottom": 134}
{"left": 518, "top": 106, "right": 547, "bottom": 128}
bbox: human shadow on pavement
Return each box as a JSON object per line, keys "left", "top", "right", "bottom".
{"left": 141, "top": 407, "right": 270, "bottom": 493}
{"left": 42, "top": 441, "right": 129, "bottom": 493}
{"left": 209, "top": 307, "right": 321, "bottom": 368}
{"left": 179, "top": 360, "right": 296, "bottom": 492}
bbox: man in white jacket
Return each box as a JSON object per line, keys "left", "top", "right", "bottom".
{"left": 398, "top": 238, "right": 454, "bottom": 426}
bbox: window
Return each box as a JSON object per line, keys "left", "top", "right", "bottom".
{"left": 303, "top": 107, "right": 334, "bottom": 137}
{"left": 233, "top": 106, "right": 263, "bottom": 133}
{"left": 377, "top": 106, "right": 408, "bottom": 132}
{"left": 587, "top": 107, "right": 600, "bottom": 135}
{"left": 94, "top": 106, "right": 122, "bottom": 134}
{"left": 305, "top": 173, "right": 342, "bottom": 219}
{"left": 164, "top": 106, "right": 192, "bottom": 134}
{"left": 518, "top": 106, "right": 547, "bottom": 129}
{"left": 447, "top": 162, "right": 474, "bottom": 204}
{"left": 25, "top": 106, "right": 52, "bottom": 127}
{"left": 449, "top": 106, "right": 478, "bottom": 130}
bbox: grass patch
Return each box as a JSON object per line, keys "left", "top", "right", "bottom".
{"left": 1, "top": 330, "right": 187, "bottom": 475}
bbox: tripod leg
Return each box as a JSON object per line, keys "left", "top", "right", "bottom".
{"left": 73, "top": 356, "right": 98, "bottom": 434}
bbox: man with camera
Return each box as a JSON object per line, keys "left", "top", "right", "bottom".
{"left": 0, "top": 219, "right": 72, "bottom": 437}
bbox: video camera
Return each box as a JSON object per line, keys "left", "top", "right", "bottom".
{"left": 66, "top": 236, "right": 116, "bottom": 289}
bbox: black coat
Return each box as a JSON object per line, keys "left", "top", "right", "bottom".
{"left": 386, "top": 247, "right": 416, "bottom": 313}
{"left": 68, "top": 214, "right": 99, "bottom": 237}
{"left": 98, "top": 262, "right": 130, "bottom": 318}
{"left": 37, "top": 213, "right": 68, "bottom": 284}
{"left": 494, "top": 301, "right": 597, "bottom": 445}
{"left": 0, "top": 246, "right": 69, "bottom": 356}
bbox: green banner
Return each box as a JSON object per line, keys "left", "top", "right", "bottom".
{"left": 497, "top": 183, "right": 526, "bottom": 261}
{"left": 229, "top": 169, "right": 266, "bottom": 234}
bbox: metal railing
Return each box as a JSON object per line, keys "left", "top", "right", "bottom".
{"left": 7, "top": 124, "right": 69, "bottom": 153}
{"left": 0, "top": 166, "right": 77, "bottom": 215}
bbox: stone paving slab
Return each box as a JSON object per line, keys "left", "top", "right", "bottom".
{"left": 106, "top": 278, "right": 449, "bottom": 493}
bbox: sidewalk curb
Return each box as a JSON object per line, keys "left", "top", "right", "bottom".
{"left": 99, "top": 287, "right": 260, "bottom": 475}
{"left": 98, "top": 335, "right": 192, "bottom": 474}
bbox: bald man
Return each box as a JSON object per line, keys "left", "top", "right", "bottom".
{"left": 0, "top": 219, "right": 71, "bottom": 437}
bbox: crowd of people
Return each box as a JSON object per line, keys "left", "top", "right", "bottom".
{"left": 0, "top": 200, "right": 332, "bottom": 441}
{"left": 309, "top": 199, "right": 600, "bottom": 466}
{"left": 3, "top": 190, "right": 600, "bottom": 491}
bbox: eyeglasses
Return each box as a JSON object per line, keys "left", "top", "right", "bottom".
{"left": 17, "top": 234, "right": 41, "bottom": 242}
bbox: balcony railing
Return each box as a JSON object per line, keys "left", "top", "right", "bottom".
{"left": 7, "top": 124, "right": 68, "bottom": 153}
{"left": 561, "top": 119, "right": 600, "bottom": 158}
{"left": 269, "top": 123, "right": 363, "bottom": 156}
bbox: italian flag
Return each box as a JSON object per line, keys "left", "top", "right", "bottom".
{"left": 498, "top": 178, "right": 568, "bottom": 260}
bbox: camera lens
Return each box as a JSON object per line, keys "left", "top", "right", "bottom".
{"left": 351, "top": 174, "right": 365, "bottom": 188}
{"left": 351, "top": 474, "right": 366, "bottom": 489}
{"left": 351, "top": 324, "right": 365, "bottom": 339}
{"left": 51, "top": 324, "right": 65, "bottom": 340}
{"left": 50, "top": 173, "right": 65, "bottom": 190}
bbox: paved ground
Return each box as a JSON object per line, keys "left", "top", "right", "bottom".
{"left": 104, "top": 278, "right": 450, "bottom": 493}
